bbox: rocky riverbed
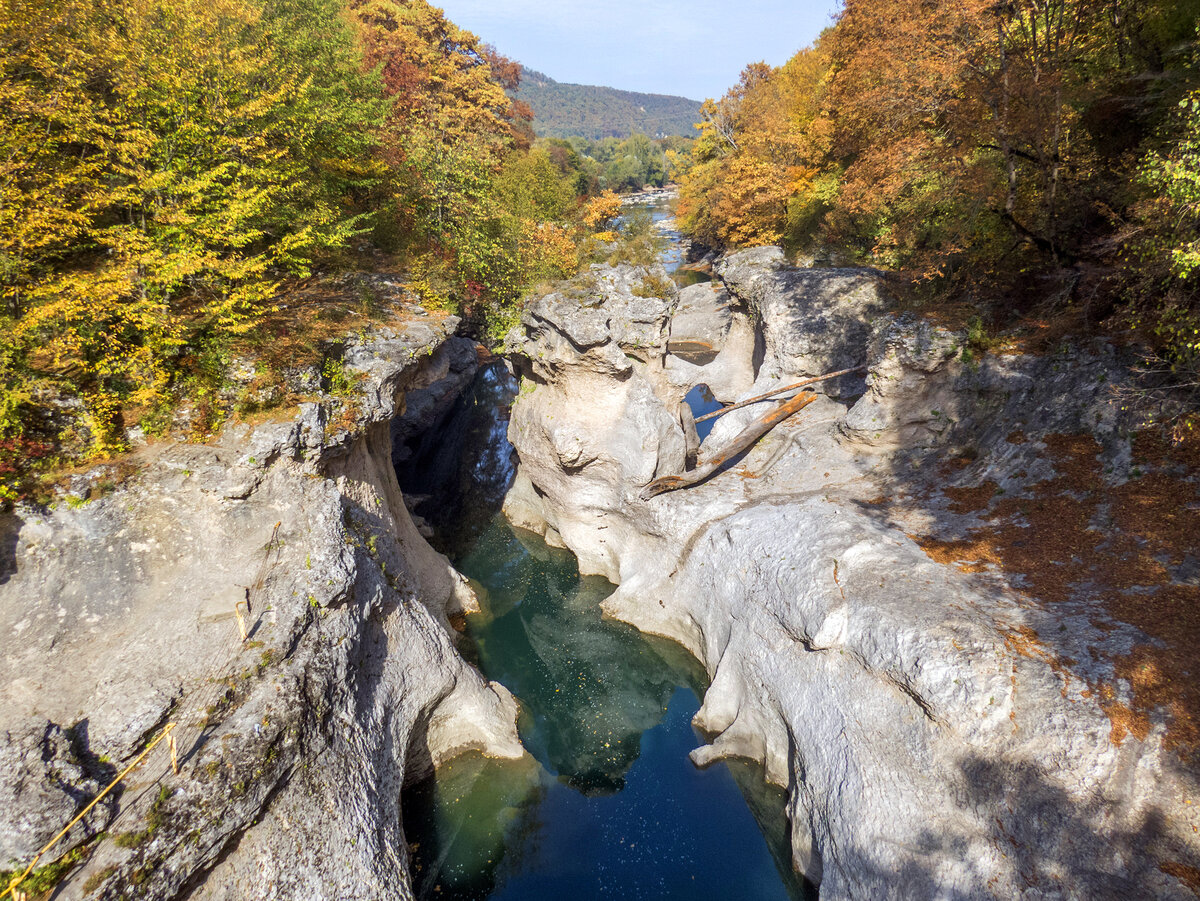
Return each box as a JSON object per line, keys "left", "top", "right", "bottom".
{"left": 502, "top": 247, "right": 1200, "bottom": 899}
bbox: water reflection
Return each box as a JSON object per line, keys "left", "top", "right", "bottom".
{"left": 403, "top": 512, "right": 809, "bottom": 900}
{"left": 683, "top": 384, "right": 723, "bottom": 443}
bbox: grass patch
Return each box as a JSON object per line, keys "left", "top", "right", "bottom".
{"left": 0, "top": 843, "right": 90, "bottom": 897}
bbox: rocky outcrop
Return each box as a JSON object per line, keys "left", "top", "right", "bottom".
{"left": 715, "top": 247, "right": 885, "bottom": 399}
{"left": 504, "top": 252, "right": 1200, "bottom": 899}
{"left": 663, "top": 281, "right": 759, "bottom": 406}
{"left": 840, "top": 312, "right": 1134, "bottom": 457}
{"left": 0, "top": 310, "right": 525, "bottom": 899}
{"left": 503, "top": 263, "right": 688, "bottom": 583}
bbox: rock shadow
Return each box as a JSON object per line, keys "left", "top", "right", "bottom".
{"left": 822, "top": 347, "right": 1200, "bottom": 895}
{"left": 0, "top": 512, "right": 21, "bottom": 586}
{"left": 817, "top": 750, "right": 1200, "bottom": 899}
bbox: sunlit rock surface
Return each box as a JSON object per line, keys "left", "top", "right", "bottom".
{"left": 504, "top": 252, "right": 1200, "bottom": 899}
{"left": 0, "top": 310, "right": 525, "bottom": 900}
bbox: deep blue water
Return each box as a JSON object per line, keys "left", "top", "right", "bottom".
{"left": 402, "top": 515, "right": 807, "bottom": 900}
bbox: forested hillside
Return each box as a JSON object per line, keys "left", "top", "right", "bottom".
{"left": 0, "top": 0, "right": 627, "bottom": 495}
{"left": 678, "top": 0, "right": 1200, "bottom": 401}
{"left": 541, "top": 134, "right": 691, "bottom": 193}
{"left": 514, "top": 68, "right": 701, "bottom": 139}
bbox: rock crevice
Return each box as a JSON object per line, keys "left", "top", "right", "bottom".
{"left": 0, "top": 311, "right": 524, "bottom": 900}
{"left": 503, "top": 250, "right": 1200, "bottom": 899}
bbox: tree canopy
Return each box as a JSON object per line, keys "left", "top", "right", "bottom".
{"left": 677, "top": 0, "right": 1200, "bottom": 384}
{"left": 0, "top": 0, "right": 610, "bottom": 491}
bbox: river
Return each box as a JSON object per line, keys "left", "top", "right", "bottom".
{"left": 399, "top": 194, "right": 811, "bottom": 900}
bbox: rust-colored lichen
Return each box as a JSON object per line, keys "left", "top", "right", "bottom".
{"left": 909, "top": 432, "right": 1200, "bottom": 750}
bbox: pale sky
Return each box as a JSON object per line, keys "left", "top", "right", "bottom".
{"left": 435, "top": 0, "right": 844, "bottom": 101}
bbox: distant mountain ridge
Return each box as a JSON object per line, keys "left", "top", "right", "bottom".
{"left": 514, "top": 68, "right": 701, "bottom": 140}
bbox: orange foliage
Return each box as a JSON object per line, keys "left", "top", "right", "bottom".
{"left": 678, "top": 43, "right": 833, "bottom": 249}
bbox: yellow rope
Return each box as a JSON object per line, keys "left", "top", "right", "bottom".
{"left": 3, "top": 723, "right": 176, "bottom": 900}
{"left": 4, "top": 520, "right": 284, "bottom": 899}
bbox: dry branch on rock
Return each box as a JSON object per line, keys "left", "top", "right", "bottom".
{"left": 642, "top": 391, "right": 818, "bottom": 498}
{"left": 693, "top": 366, "right": 867, "bottom": 423}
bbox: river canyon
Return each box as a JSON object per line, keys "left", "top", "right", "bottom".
{"left": 1, "top": 192, "right": 1198, "bottom": 900}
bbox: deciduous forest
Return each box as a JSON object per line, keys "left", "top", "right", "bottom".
{"left": 678, "top": 0, "right": 1200, "bottom": 393}
{"left": 0, "top": 0, "right": 633, "bottom": 491}
{"left": 514, "top": 67, "right": 702, "bottom": 140}
{"left": 6, "top": 0, "right": 1200, "bottom": 495}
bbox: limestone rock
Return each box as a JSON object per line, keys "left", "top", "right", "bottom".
{"left": 668, "top": 282, "right": 733, "bottom": 363}
{"left": 716, "top": 247, "right": 886, "bottom": 397}
{"left": 505, "top": 264, "right": 688, "bottom": 583}
{"left": 0, "top": 314, "right": 524, "bottom": 900}
{"left": 504, "top": 248, "right": 1200, "bottom": 900}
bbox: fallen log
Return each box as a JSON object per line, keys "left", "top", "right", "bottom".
{"left": 693, "top": 365, "right": 867, "bottom": 424}
{"left": 642, "top": 390, "right": 818, "bottom": 499}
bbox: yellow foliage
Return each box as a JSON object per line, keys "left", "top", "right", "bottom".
{"left": 0, "top": 0, "right": 596, "bottom": 484}
{"left": 678, "top": 41, "right": 833, "bottom": 249}
{"left": 582, "top": 191, "right": 623, "bottom": 230}
{"left": 0, "top": 0, "right": 382, "bottom": 465}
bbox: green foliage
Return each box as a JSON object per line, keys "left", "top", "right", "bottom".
{"left": 1143, "top": 91, "right": 1200, "bottom": 283}
{"left": 514, "top": 67, "right": 701, "bottom": 140}
{"left": 0, "top": 0, "right": 657, "bottom": 484}
{"left": 0, "top": 0, "right": 384, "bottom": 467}
{"left": 114, "top": 783, "right": 171, "bottom": 849}
{"left": 321, "top": 357, "right": 356, "bottom": 397}
{"left": 1125, "top": 36, "right": 1200, "bottom": 383}
{"left": 493, "top": 149, "right": 577, "bottom": 222}
{"left": 570, "top": 134, "right": 688, "bottom": 193}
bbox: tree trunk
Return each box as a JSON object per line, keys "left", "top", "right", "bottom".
{"left": 641, "top": 391, "right": 817, "bottom": 499}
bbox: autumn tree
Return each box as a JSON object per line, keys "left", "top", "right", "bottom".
{"left": 677, "top": 0, "right": 1200, "bottom": 380}
{"left": 0, "top": 0, "right": 385, "bottom": 455}
{"left": 678, "top": 48, "right": 832, "bottom": 249}
{"left": 825, "top": 0, "right": 1200, "bottom": 274}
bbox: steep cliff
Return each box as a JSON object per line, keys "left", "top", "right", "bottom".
{"left": 503, "top": 250, "right": 1200, "bottom": 899}
{"left": 0, "top": 305, "right": 525, "bottom": 899}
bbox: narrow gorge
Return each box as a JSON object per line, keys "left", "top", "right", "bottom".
{"left": 2, "top": 196, "right": 1199, "bottom": 900}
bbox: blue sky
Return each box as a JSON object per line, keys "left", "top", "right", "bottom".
{"left": 435, "top": 0, "right": 844, "bottom": 101}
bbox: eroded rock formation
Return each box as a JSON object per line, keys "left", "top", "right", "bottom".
{"left": 503, "top": 249, "right": 1200, "bottom": 899}
{"left": 0, "top": 311, "right": 524, "bottom": 899}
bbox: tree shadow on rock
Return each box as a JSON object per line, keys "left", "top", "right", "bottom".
{"left": 0, "top": 512, "right": 21, "bottom": 586}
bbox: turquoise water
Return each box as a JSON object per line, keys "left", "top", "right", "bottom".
{"left": 403, "top": 515, "right": 809, "bottom": 900}
{"left": 400, "top": 195, "right": 809, "bottom": 900}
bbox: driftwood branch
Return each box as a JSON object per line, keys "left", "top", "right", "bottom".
{"left": 642, "top": 391, "right": 817, "bottom": 499}
{"left": 694, "top": 366, "right": 867, "bottom": 424}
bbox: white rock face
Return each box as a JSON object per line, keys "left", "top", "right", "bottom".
{"left": 716, "top": 247, "right": 885, "bottom": 399}
{"left": 664, "top": 281, "right": 759, "bottom": 407}
{"left": 504, "top": 253, "right": 1200, "bottom": 899}
{"left": 0, "top": 316, "right": 525, "bottom": 900}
